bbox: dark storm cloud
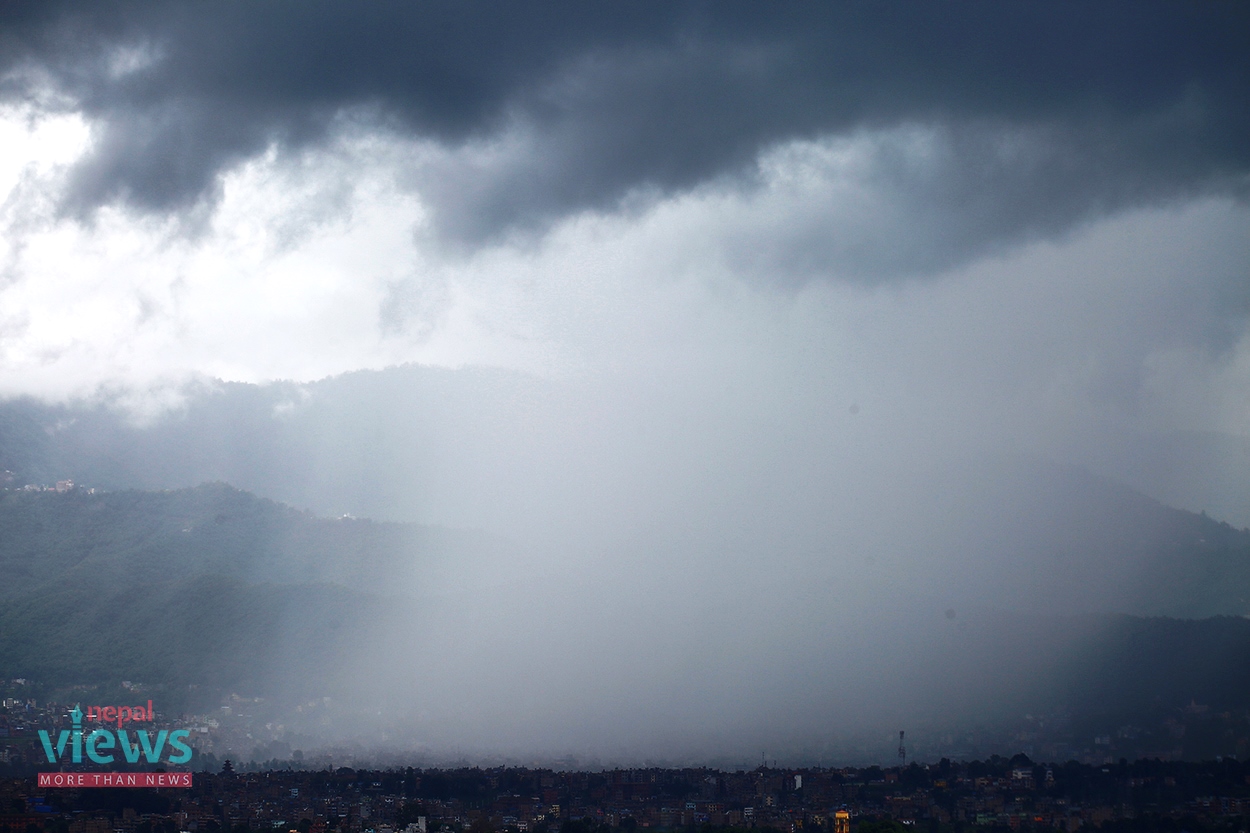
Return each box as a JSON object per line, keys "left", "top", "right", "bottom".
{"left": 2, "top": 1, "right": 1247, "bottom": 273}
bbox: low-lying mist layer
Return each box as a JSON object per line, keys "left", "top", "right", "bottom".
{"left": 2, "top": 369, "right": 1247, "bottom": 763}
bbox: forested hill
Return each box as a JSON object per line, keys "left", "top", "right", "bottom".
{"left": 911, "top": 462, "right": 1250, "bottom": 619}
{"left": 0, "top": 482, "right": 1248, "bottom": 741}
{"left": 0, "top": 484, "right": 501, "bottom": 708}
{"left": 0, "top": 481, "right": 499, "bottom": 600}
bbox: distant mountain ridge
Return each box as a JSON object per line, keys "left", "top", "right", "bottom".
{"left": 3, "top": 384, "right": 1249, "bottom": 620}
{"left": 2, "top": 372, "right": 1249, "bottom": 755}
{"left": 0, "top": 481, "right": 500, "bottom": 600}
{"left": 0, "top": 483, "right": 504, "bottom": 708}
{"left": 0, "top": 367, "right": 539, "bottom": 526}
{"left": 0, "top": 481, "right": 1247, "bottom": 757}
{"left": 903, "top": 461, "right": 1250, "bottom": 619}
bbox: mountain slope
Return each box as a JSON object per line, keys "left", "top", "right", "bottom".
{"left": 0, "top": 482, "right": 1247, "bottom": 755}
{"left": 2, "top": 372, "right": 1247, "bottom": 619}
{"left": 906, "top": 463, "right": 1250, "bottom": 618}
{"left": 0, "top": 484, "right": 503, "bottom": 708}
{"left": 0, "top": 482, "right": 503, "bottom": 600}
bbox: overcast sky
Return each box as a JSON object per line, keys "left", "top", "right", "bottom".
{"left": 2, "top": 1, "right": 1246, "bottom": 523}
{"left": 2, "top": 0, "right": 1249, "bottom": 762}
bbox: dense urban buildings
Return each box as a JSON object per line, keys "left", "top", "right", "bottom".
{"left": 4, "top": 693, "right": 1250, "bottom": 832}
{"left": 4, "top": 758, "right": 1250, "bottom": 833}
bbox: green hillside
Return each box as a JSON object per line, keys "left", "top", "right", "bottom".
{"left": 0, "top": 484, "right": 489, "bottom": 708}
{"left": 0, "top": 482, "right": 507, "bottom": 599}
{"left": 1, "top": 480, "right": 1247, "bottom": 737}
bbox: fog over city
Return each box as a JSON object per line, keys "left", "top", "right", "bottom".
{"left": 0, "top": 2, "right": 1247, "bottom": 765}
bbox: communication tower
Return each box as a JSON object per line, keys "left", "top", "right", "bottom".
{"left": 897, "top": 730, "right": 906, "bottom": 765}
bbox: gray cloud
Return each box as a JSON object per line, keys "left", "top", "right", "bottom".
{"left": 2, "top": 1, "right": 1247, "bottom": 277}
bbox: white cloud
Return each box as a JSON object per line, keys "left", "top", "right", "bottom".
{"left": 0, "top": 109, "right": 1246, "bottom": 470}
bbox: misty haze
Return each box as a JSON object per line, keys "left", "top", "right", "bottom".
{"left": 0, "top": 0, "right": 1248, "bottom": 775}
